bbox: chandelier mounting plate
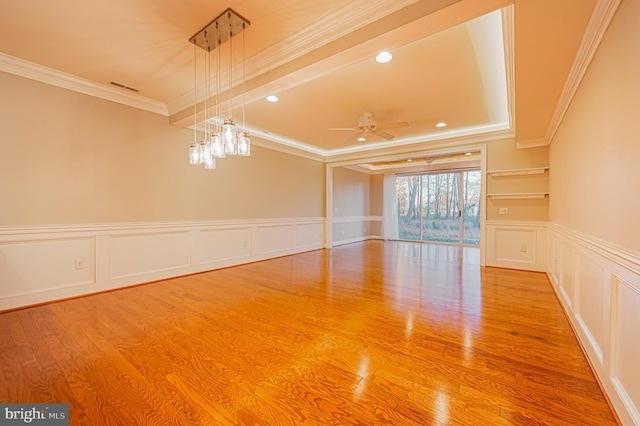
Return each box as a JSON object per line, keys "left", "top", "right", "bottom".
{"left": 189, "top": 8, "right": 250, "bottom": 52}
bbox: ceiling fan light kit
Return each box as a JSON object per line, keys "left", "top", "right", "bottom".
{"left": 329, "top": 111, "right": 408, "bottom": 141}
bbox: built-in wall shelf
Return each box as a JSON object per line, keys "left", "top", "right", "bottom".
{"left": 488, "top": 192, "right": 549, "bottom": 200}
{"left": 487, "top": 167, "right": 549, "bottom": 177}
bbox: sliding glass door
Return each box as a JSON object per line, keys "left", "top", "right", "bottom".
{"left": 397, "top": 170, "right": 480, "bottom": 245}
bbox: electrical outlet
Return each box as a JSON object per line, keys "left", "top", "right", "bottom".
{"left": 242, "top": 240, "right": 248, "bottom": 248}
{"left": 520, "top": 245, "right": 527, "bottom": 252}
{"left": 499, "top": 208, "right": 509, "bottom": 215}
{"left": 74, "top": 259, "right": 85, "bottom": 270}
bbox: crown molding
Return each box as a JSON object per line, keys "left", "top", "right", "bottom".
{"left": 325, "top": 126, "right": 513, "bottom": 164}
{"left": 166, "top": 0, "right": 460, "bottom": 115}
{"left": 516, "top": 137, "right": 548, "bottom": 149}
{"left": 502, "top": 5, "right": 516, "bottom": 137}
{"left": 545, "top": 0, "right": 622, "bottom": 144}
{"left": 0, "top": 52, "right": 168, "bottom": 116}
{"left": 251, "top": 136, "right": 326, "bottom": 163}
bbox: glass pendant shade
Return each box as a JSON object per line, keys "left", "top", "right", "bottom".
{"left": 223, "top": 119, "right": 237, "bottom": 155}
{"left": 238, "top": 132, "right": 251, "bottom": 156}
{"left": 197, "top": 141, "right": 207, "bottom": 165}
{"left": 202, "top": 139, "right": 216, "bottom": 169}
{"left": 203, "top": 152, "right": 216, "bottom": 169}
{"left": 210, "top": 132, "right": 225, "bottom": 158}
{"left": 189, "top": 142, "right": 200, "bottom": 164}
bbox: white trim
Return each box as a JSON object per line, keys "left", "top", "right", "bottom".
{"left": 332, "top": 236, "right": 379, "bottom": 246}
{"left": 548, "top": 223, "right": 640, "bottom": 276}
{"left": 545, "top": 0, "right": 622, "bottom": 144}
{"left": 332, "top": 216, "right": 382, "bottom": 224}
{"left": 325, "top": 165, "right": 334, "bottom": 249}
{"left": 502, "top": 5, "right": 516, "bottom": 141}
{"left": 0, "top": 217, "right": 324, "bottom": 237}
{"left": 488, "top": 192, "right": 548, "bottom": 200}
{"left": 326, "top": 123, "right": 510, "bottom": 158}
{"left": 516, "top": 138, "right": 548, "bottom": 149}
{"left": 0, "top": 53, "right": 168, "bottom": 116}
{"left": 0, "top": 217, "right": 325, "bottom": 311}
{"left": 488, "top": 167, "right": 548, "bottom": 177}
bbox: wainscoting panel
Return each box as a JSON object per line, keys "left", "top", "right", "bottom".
{"left": 558, "top": 240, "right": 574, "bottom": 309}
{"left": 486, "top": 221, "right": 548, "bottom": 271}
{"left": 0, "top": 218, "right": 324, "bottom": 311}
{"left": 295, "top": 222, "right": 323, "bottom": 250}
{"left": 198, "top": 227, "right": 251, "bottom": 265}
{"left": 548, "top": 223, "right": 640, "bottom": 425}
{"left": 109, "top": 231, "right": 191, "bottom": 280}
{"left": 255, "top": 225, "right": 292, "bottom": 256}
{"left": 574, "top": 253, "right": 607, "bottom": 364}
{"left": 613, "top": 277, "right": 640, "bottom": 423}
{"left": 0, "top": 236, "right": 95, "bottom": 297}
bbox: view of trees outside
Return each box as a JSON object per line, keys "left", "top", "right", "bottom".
{"left": 396, "top": 171, "right": 481, "bottom": 244}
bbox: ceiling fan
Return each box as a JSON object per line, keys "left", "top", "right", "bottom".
{"left": 328, "top": 112, "right": 409, "bottom": 141}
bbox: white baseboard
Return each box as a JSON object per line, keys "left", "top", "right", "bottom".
{"left": 0, "top": 218, "right": 324, "bottom": 311}
{"left": 332, "top": 235, "right": 381, "bottom": 246}
{"left": 547, "top": 223, "right": 640, "bottom": 425}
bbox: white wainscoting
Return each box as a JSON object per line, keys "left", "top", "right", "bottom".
{"left": 0, "top": 218, "right": 324, "bottom": 311}
{"left": 485, "top": 220, "right": 548, "bottom": 272}
{"left": 548, "top": 223, "right": 640, "bottom": 425}
{"left": 331, "top": 216, "right": 382, "bottom": 246}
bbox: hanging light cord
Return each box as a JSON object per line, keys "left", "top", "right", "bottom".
{"left": 215, "top": 23, "right": 220, "bottom": 133}
{"left": 192, "top": 42, "right": 197, "bottom": 144}
{"left": 228, "top": 14, "right": 233, "bottom": 121}
{"left": 204, "top": 32, "right": 209, "bottom": 140}
{"left": 242, "top": 23, "right": 246, "bottom": 133}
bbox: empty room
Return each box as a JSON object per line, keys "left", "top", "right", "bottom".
{"left": 0, "top": 0, "right": 638, "bottom": 424}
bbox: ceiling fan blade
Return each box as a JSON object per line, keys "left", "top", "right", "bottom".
{"left": 374, "top": 130, "right": 395, "bottom": 140}
{"left": 328, "top": 127, "right": 357, "bottom": 131}
{"left": 348, "top": 131, "right": 365, "bottom": 141}
{"left": 379, "top": 121, "right": 409, "bottom": 130}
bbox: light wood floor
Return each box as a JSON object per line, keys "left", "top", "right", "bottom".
{"left": 0, "top": 241, "right": 617, "bottom": 425}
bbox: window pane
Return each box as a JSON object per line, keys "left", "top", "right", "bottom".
{"left": 396, "top": 176, "right": 421, "bottom": 241}
{"left": 421, "top": 173, "right": 459, "bottom": 243}
{"left": 462, "top": 171, "right": 481, "bottom": 245}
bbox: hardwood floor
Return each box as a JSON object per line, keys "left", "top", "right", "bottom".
{"left": 0, "top": 241, "right": 617, "bottom": 425}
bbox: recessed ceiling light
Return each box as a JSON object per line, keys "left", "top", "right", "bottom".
{"left": 407, "top": 159, "right": 413, "bottom": 162}
{"left": 465, "top": 152, "right": 473, "bottom": 156}
{"left": 436, "top": 122, "right": 447, "bottom": 128}
{"left": 357, "top": 137, "right": 366, "bottom": 142}
{"left": 376, "top": 51, "right": 392, "bottom": 63}
{"left": 266, "top": 95, "right": 279, "bottom": 102}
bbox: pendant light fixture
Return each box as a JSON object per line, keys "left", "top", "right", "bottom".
{"left": 188, "top": 9, "right": 251, "bottom": 169}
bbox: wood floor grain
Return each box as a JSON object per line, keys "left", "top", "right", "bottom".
{"left": 0, "top": 241, "right": 617, "bottom": 425}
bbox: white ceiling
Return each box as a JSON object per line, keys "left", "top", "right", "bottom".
{"left": 0, "top": 0, "right": 601, "bottom": 163}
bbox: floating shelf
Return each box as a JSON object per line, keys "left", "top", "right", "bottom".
{"left": 488, "top": 167, "right": 549, "bottom": 177}
{"left": 488, "top": 192, "right": 549, "bottom": 200}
